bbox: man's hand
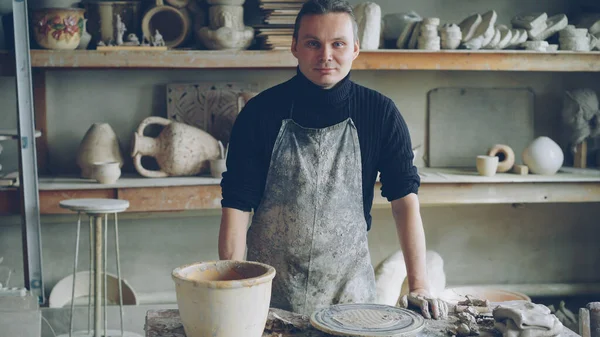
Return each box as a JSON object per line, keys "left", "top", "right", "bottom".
{"left": 398, "top": 288, "right": 448, "bottom": 320}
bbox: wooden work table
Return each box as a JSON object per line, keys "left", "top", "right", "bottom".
{"left": 144, "top": 308, "right": 581, "bottom": 337}
{"left": 1, "top": 167, "right": 599, "bottom": 215}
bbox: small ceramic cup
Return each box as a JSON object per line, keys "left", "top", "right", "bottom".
{"left": 476, "top": 155, "right": 499, "bottom": 177}
{"left": 209, "top": 159, "right": 227, "bottom": 178}
{"left": 92, "top": 161, "right": 121, "bottom": 184}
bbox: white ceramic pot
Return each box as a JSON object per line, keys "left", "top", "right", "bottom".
{"left": 92, "top": 161, "right": 121, "bottom": 184}
{"left": 172, "top": 260, "right": 276, "bottom": 337}
{"left": 522, "top": 136, "right": 564, "bottom": 175}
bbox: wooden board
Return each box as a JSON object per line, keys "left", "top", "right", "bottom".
{"left": 24, "top": 50, "right": 600, "bottom": 71}
{"left": 427, "top": 88, "right": 535, "bottom": 168}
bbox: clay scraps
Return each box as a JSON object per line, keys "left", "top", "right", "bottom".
{"left": 492, "top": 301, "right": 564, "bottom": 337}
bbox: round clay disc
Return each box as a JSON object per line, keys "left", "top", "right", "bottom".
{"left": 310, "top": 303, "right": 425, "bottom": 337}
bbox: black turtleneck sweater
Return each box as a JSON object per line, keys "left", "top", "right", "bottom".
{"left": 220, "top": 69, "right": 420, "bottom": 230}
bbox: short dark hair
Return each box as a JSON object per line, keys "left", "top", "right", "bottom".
{"left": 293, "top": 0, "right": 358, "bottom": 42}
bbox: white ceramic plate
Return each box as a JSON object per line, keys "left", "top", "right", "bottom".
{"left": 310, "top": 303, "right": 425, "bottom": 337}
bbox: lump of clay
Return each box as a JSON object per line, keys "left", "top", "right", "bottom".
{"left": 493, "top": 301, "right": 564, "bottom": 337}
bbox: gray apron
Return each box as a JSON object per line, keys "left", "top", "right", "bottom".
{"left": 246, "top": 102, "right": 376, "bottom": 316}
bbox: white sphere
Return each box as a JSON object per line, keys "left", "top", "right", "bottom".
{"left": 522, "top": 136, "right": 564, "bottom": 175}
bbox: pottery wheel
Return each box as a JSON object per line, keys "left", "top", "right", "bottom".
{"left": 310, "top": 303, "right": 425, "bottom": 337}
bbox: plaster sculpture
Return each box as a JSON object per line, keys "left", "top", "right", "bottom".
{"left": 522, "top": 137, "right": 564, "bottom": 175}
{"left": 494, "top": 25, "right": 513, "bottom": 49}
{"left": 354, "top": 2, "right": 381, "bottom": 50}
{"left": 512, "top": 12, "right": 548, "bottom": 30}
{"left": 521, "top": 40, "right": 549, "bottom": 51}
{"left": 463, "top": 10, "right": 497, "bottom": 50}
{"left": 530, "top": 14, "right": 568, "bottom": 41}
{"left": 559, "top": 25, "right": 594, "bottom": 51}
{"left": 417, "top": 17, "right": 440, "bottom": 50}
{"left": 439, "top": 23, "right": 462, "bottom": 49}
{"left": 484, "top": 27, "right": 502, "bottom": 49}
{"left": 561, "top": 88, "right": 600, "bottom": 150}
{"left": 76, "top": 123, "right": 124, "bottom": 179}
{"left": 122, "top": 33, "right": 141, "bottom": 46}
{"left": 131, "top": 116, "right": 221, "bottom": 177}
{"left": 198, "top": 0, "right": 254, "bottom": 50}
{"left": 382, "top": 12, "right": 421, "bottom": 48}
{"left": 458, "top": 13, "right": 482, "bottom": 42}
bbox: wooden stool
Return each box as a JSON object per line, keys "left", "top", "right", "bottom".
{"left": 59, "top": 198, "right": 139, "bottom": 337}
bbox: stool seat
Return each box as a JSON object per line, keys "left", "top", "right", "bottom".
{"left": 59, "top": 198, "right": 130, "bottom": 215}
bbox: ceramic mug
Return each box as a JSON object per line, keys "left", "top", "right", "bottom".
{"left": 92, "top": 161, "right": 121, "bottom": 184}
{"left": 476, "top": 155, "right": 499, "bottom": 177}
{"left": 209, "top": 159, "right": 227, "bottom": 178}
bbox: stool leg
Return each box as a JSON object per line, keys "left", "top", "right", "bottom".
{"left": 114, "top": 213, "right": 124, "bottom": 337}
{"left": 88, "top": 216, "right": 93, "bottom": 334}
{"left": 94, "top": 215, "right": 102, "bottom": 337}
{"left": 104, "top": 214, "right": 108, "bottom": 337}
{"left": 69, "top": 212, "right": 82, "bottom": 337}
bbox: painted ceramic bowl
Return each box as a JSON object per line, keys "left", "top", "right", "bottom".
{"left": 31, "top": 8, "right": 85, "bottom": 50}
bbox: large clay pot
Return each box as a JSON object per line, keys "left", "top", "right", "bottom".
{"left": 172, "top": 260, "right": 276, "bottom": 337}
{"left": 522, "top": 136, "right": 564, "bottom": 175}
{"left": 31, "top": 7, "right": 85, "bottom": 50}
{"left": 131, "top": 116, "right": 220, "bottom": 177}
{"left": 76, "top": 123, "right": 124, "bottom": 178}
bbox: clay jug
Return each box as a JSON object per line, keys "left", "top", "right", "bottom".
{"left": 76, "top": 123, "right": 124, "bottom": 178}
{"left": 131, "top": 116, "right": 220, "bottom": 177}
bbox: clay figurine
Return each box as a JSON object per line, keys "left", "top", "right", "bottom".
{"left": 123, "top": 33, "right": 140, "bottom": 46}
{"left": 152, "top": 30, "right": 165, "bottom": 47}
{"left": 116, "top": 14, "right": 127, "bottom": 46}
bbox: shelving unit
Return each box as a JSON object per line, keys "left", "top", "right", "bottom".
{"left": 1, "top": 49, "right": 599, "bottom": 217}
{"left": 6, "top": 6, "right": 600, "bottom": 301}
{"left": 1, "top": 168, "right": 599, "bottom": 215}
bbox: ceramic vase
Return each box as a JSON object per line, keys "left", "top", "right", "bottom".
{"left": 172, "top": 260, "right": 276, "bottom": 337}
{"left": 522, "top": 136, "right": 564, "bottom": 175}
{"left": 31, "top": 7, "right": 85, "bottom": 50}
{"left": 131, "top": 116, "right": 220, "bottom": 177}
{"left": 76, "top": 123, "right": 124, "bottom": 178}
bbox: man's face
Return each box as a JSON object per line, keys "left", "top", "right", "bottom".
{"left": 291, "top": 13, "right": 359, "bottom": 89}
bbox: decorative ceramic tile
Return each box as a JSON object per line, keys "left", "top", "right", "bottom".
{"left": 166, "top": 82, "right": 258, "bottom": 145}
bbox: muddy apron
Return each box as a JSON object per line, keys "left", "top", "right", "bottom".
{"left": 246, "top": 102, "right": 376, "bottom": 316}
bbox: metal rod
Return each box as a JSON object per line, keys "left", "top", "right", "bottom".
{"left": 12, "top": 0, "right": 44, "bottom": 304}
{"left": 115, "top": 213, "right": 124, "bottom": 337}
{"left": 104, "top": 214, "right": 108, "bottom": 337}
{"left": 88, "top": 216, "right": 93, "bottom": 334}
{"left": 69, "top": 212, "right": 82, "bottom": 337}
{"left": 94, "top": 215, "right": 102, "bottom": 337}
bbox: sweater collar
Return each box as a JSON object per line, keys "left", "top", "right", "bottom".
{"left": 292, "top": 67, "right": 352, "bottom": 106}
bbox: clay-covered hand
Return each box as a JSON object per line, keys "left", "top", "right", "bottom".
{"left": 398, "top": 288, "right": 448, "bottom": 320}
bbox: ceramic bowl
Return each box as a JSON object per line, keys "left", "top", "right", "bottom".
{"left": 31, "top": 7, "right": 85, "bottom": 50}
{"left": 172, "top": 260, "right": 276, "bottom": 337}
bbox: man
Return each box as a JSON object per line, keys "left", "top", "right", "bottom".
{"left": 219, "top": 0, "right": 447, "bottom": 320}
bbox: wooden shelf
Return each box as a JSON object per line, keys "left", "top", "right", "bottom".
{"left": 16, "top": 49, "right": 600, "bottom": 72}
{"left": 1, "top": 168, "right": 599, "bottom": 215}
